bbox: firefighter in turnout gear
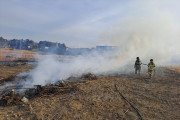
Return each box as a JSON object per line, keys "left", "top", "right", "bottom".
{"left": 134, "top": 57, "right": 142, "bottom": 75}
{"left": 148, "top": 59, "right": 155, "bottom": 78}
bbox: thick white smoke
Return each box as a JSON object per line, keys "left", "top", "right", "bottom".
{"left": 21, "top": 0, "right": 180, "bottom": 87}
{"left": 23, "top": 50, "right": 125, "bottom": 86}
{"left": 99, "top": 16, "right": 180, "bottom": 65}
{"left": 99, "top": 3, "right": 180, "bottom": 65}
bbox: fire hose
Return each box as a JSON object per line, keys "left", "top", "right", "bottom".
{"left": 114, "top": 84, "right": 143, "bottom": 120}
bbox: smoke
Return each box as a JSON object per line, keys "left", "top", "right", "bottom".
{"left": 20, "top": 50, "right": 123, "bottom": 87}
{"left": 99, "top": 2, "right": 180, "bottom": 65}
{"left": 16, "top": 0, "right": 180, "bottom": 87}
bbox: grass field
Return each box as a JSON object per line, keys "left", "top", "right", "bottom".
{"left": 0, "top": 64, "right": 180, "bottom": 120}
{"left": 0, "top": 48, "right": 36, "bottom": 61}
{"left": 0, "top": 48, "right": 70, "bottom": 62}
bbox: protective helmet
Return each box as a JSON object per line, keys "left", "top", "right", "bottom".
{"left": 150, "top": 59, "right": 153, "bottom": 61}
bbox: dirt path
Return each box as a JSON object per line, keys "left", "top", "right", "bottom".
{"left": 0, "top": 66, "right": 180, "bottom": 120}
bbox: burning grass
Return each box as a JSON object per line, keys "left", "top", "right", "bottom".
{"left": 0, "top": 65, "right": 180, "bottom": 119}
{"left": 0, "top": 92, "right": 22, "bottom": 106}
{"left": 0, "top": 71, "right": 139, "bottom": 119}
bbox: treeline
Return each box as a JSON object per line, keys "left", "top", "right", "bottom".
{"left": 0, "top": 37, "right": 67, "bottom": 54}
{"left": 0, "top": 37, "right": 117, "bottom": 55}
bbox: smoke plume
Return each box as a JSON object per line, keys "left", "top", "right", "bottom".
{"left": 19, "top": 0, "right": 180, "bottom": 87}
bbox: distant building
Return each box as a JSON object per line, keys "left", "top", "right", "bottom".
{"left": 38, "top": 41, "right": 67, "bottom": 54}
{"left": 8, "top": 39, "right": 38, "bottom": 50}
{"left": 67, "top": 48, "right": 91, "bottom": 55}
{"left": 96, "top": 46, "right": 115, "bottom": 51}
{"left": 66, "top": 46, "right": 118, "bottom": 56}
{"left": 0, "top": 36, "right": 119, "bottom": 55}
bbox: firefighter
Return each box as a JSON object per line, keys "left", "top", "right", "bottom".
{"left": 134, "top": 57, "right": 142, "bottom": 75}
{"left": 148, "top": 59, "right": 155, "bottom": 78}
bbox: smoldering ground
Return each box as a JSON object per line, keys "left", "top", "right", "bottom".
{"left": 18, "top": 50, "right": 126, "bottom": 87}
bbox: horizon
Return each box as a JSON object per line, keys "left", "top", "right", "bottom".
{"left": 0, "top": 36, "right": 118, "bottom": 48}
{"left": 1, "top": 0, "right": 180, "bottom": 48}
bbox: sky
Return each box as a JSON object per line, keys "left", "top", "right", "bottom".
{"left": 0, "top": 0, "right": 180, "bottom": 48}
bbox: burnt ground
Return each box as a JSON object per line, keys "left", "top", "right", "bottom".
{"left": 0, "top": 65, "right": 180, "bottom": 120}
{"left": 0, "top": 64, "right": 33, "bottom": 85}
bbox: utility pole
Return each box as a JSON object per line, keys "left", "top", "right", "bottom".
{"left": 19, "top": 39, "right": 22, "bottom": 60}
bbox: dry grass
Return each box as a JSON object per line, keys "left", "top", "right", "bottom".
{"left": 0, "top": 48, "right": 36, "bottom": 61}
{"left": 0, "top": 65, "right": 180, "bottom": 120}
{"left": 167, "top": 65, "right": 180, "bottom": 73}
{"left": 0, "top": 65, "right": 33, "bottom": 82}
{"left": 0, "top": 48, "right": 71, "bottom": 62}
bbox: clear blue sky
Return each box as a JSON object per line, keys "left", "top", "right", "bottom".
{"left": 0, "top": 0, "right": 180, "bottom": 47}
